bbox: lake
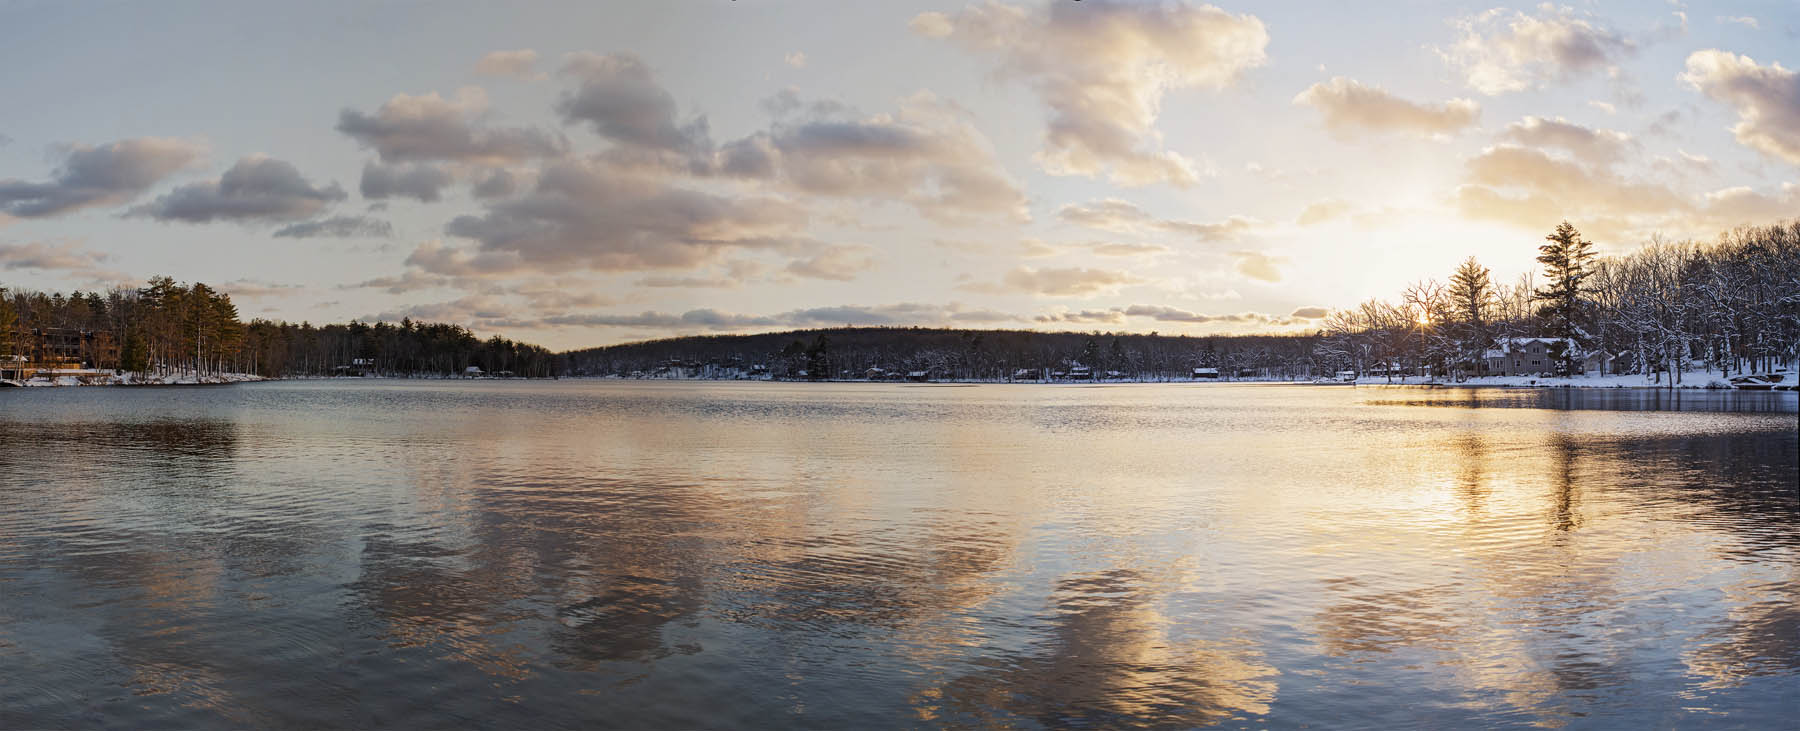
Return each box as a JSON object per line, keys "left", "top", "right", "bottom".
{"left": 2, "top": 381, "right": 1795, "bottom": 728}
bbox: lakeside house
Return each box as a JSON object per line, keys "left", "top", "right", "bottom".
{"left": 1481, "top": 338, "right": 1615, "bottom": 376}
{"left": 1, "top": 328, "right": 120, "bottom": 379}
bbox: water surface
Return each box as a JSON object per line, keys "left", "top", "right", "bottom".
{"left": 2, "top": 381, "right": 1796, "bottom": 728}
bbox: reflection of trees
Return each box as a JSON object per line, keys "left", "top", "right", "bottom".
{"left": 1546, "top": 433, "right": 1582, "bottom": 533}
{"left": 1313, "top": 579, "right": 1459, "bottom": 656}
{"left": 922, "top": 569, "right": 1276, "bottom": 727}
{"left": 1686, "top": 581, "right": 1800, "bottom": 687}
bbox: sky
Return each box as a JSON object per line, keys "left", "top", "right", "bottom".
{"left": 1, "top": 1, "right": 1796, "bottom": 349}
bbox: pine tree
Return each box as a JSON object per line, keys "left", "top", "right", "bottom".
{"left": 1448, "top": 256, "right": 1495, "bottom": 373}
{"left": 1534, "top": 221, "right": 1596, "bottom": 375}
{"left": 121, "top": 330, "right": 150, "bottom": 374}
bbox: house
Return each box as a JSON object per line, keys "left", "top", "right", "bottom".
{"left": 865, "top": 367, "right": 887, "bottom": 380}
{"left": 1068, "top": 365, "right": 1092, "bottom": 380}
{"left": 28, "top": 328, "right": 118, "bottom": 371}
{"left": 1192, "top": 367, "right": 1219, "bottom": 379}
{"left": 463, "top": 365, "right": 484, "bottom": 377}
{"left": 1582, "top": 350, "right": 1616, "bottom": 376}
{"left": 1012, "top": 368, "right": 1037, "bottom": 381}
{"left": 905, "top": 370, "right": 931, "bottom": 382}
{"left": 1481, "top": 338, "right": 1596, "bottom": 376}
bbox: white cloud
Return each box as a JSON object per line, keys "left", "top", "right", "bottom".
{"left": 1680, "top": 50, "right": 1800, "bottom": 165}
{"left": 914, "top": 1, "right": 1268, "bottom": 186}
{"left": 1440, "top": 6, "right": 1634, "bottom": 94}
{"left": 474, "top": 49, "right": 544, "bottom": 80}
{"left": 1294, "top": 77, "right": 1480, "bottom": 137}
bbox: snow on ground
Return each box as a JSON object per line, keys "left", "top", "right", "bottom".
{"left": 1349, "top": 369, "right": 1794, "bottom": 389}
{"left": 6, "top": 370, "right": 265, "bottom": 387}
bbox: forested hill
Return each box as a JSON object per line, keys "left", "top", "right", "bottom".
{"left": 562, "top": 328, "right": 1319, "bottom": 380}
{"left": 1, "top": 277, "right": 558, "bottom": 378}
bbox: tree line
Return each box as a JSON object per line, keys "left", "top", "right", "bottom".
{"left": 565, "top": 327, "right": 1322, "bottom": 381}
{"left": 1314, "top": 220, "right": 1800, "bottom": 383}
{"left": 1, "top": 276, "right": 557, "bottom": 378}
{"left": 8, "top": 219, "right": 1794, "bottom": 385}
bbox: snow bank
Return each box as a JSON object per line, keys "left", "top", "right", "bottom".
{"left": 8, "top": 370, "right": 266, "bottom": 387}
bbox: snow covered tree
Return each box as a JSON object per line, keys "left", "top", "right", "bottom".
{"left": 1534, "top": 221, "right": 1596, "bottom": 375}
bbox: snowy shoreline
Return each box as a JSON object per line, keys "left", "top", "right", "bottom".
{"left": 577, "top": 370, "right": 1796, "bottom": 391}
{"left": 2, "top": 371, "right": 266, "bottom": 387}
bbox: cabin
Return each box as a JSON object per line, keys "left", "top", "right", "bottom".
{"left": 905, "top": 370, "right": 931, "bottom": 382}
{"left": 1582, "top": 351, "right": 1616, "bottom": 376}
{"left": 1012, "top": 368, "right": 1037, "bottom": 381}
{"left": 1192, "top": 367, "right": 1219, "bottom": 379}
{"left": 463, "top": 365, "right": 484, "bottom": 377}
{"left": 1067, "top": 366, "right": 1092, "bottom": 381}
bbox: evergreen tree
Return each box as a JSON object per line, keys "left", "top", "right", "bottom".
{"left": 1448, "top": 256, "right": 1495, "bottom": 373}
{"left": 121, "top": 330, "right": 150, "bottom": 374}
{"left": 1533, "top": 221, "right": 1595, "bottom": 374}
{"left": 805, "top": 333, "right": 830, "bottom": 379}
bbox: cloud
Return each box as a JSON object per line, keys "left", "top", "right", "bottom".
{"left": 344, "top": 269, "right": 450, "bottom": 294}
{"left": 471, "top": 168, "right": 519, "bottom": 199}
{"left": 1296, "top": 199, "right": 1354, "bottom": 225}
{"left": 1440, "top": 6, "right": 1634, "bottom": 94}
{"left": 401, "top": 239, "right": 527, "bottom": 277}
{"left": 359, "top": 161, "right": 453, "bottom": 202}
{"left": 914, "top": 1, "right": 1268, "bottom": 186}
{"left": 784, "top": 51, "right": 808, "bottom": 68}
{"left": 337, "top": 87, "right": 569, "bottom": 164}
{"left": 443, "top": 159, "right": 810, "bottom": 272}
{"left": 418, "top": 301, "right": 1025, "bottom": 332}
{"left": 1498, "top": 116, "right": 1634, "bottom": 164}
{"left": 218, "top": 278, "right": 303, "bottom": 299}
{"left": 968, "top": 266, "right": 1143, "bottom": 297}
{"left": 272, "top": 214, "right": 394, "bottom": 238}
{"left": 1717, "top": 16, "right": 1759, "bottom": 30}
{"left": 1290, "top": 306, "right": 1330, "bottom": 319}
{"left": 0, "top": 240, "right": 110, "bottom": 271}
{"left": 1057, "top": 198, "right": 1254, "bottom": 241}
{"left": 0, "top": 240, "right": 130, "bottom": 284}
{"left": 1036, "top": 305, "right": 1305, "bottom": 327}
{"left": 1458, "top": 145, "right": 1687, "bottom": 217}
{"left": 0, "top": 137, "right": 204, "bottom": 218}
{"left": 1697, "top": 183, "right": 1800, "bottom": 230}
{"left": 130, "top": 155, "right": 345, "bottom": 223}
{"left": 1293, "top": 77, "right": 1479, "bottom": 136}
{"left": 1445, "top": 143, "right": 1747, "bottom": 240}
{"left": 557, "top": 52, "right": 713, "bottom": 168}
{"left": 723, "top": 91, "right": 1027, "bottom": 223}
{"left": 1229, "top": 250, "right": 1283, "bottom": 282}
{"left": 1680, "top": 50, "right": 1800, "bottom": 165}
{"left": 1090, "top": 242, "right": 1167, "bottom": 256}
{"left": 784, "top": 245, "right": 874, "bottom": 281}
{"left": 475, "top": 49, "right": 544, "bottom": 79}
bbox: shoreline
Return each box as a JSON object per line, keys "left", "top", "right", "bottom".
{"left": 8, "top": 374, "right": 1793, "bottom": 393}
